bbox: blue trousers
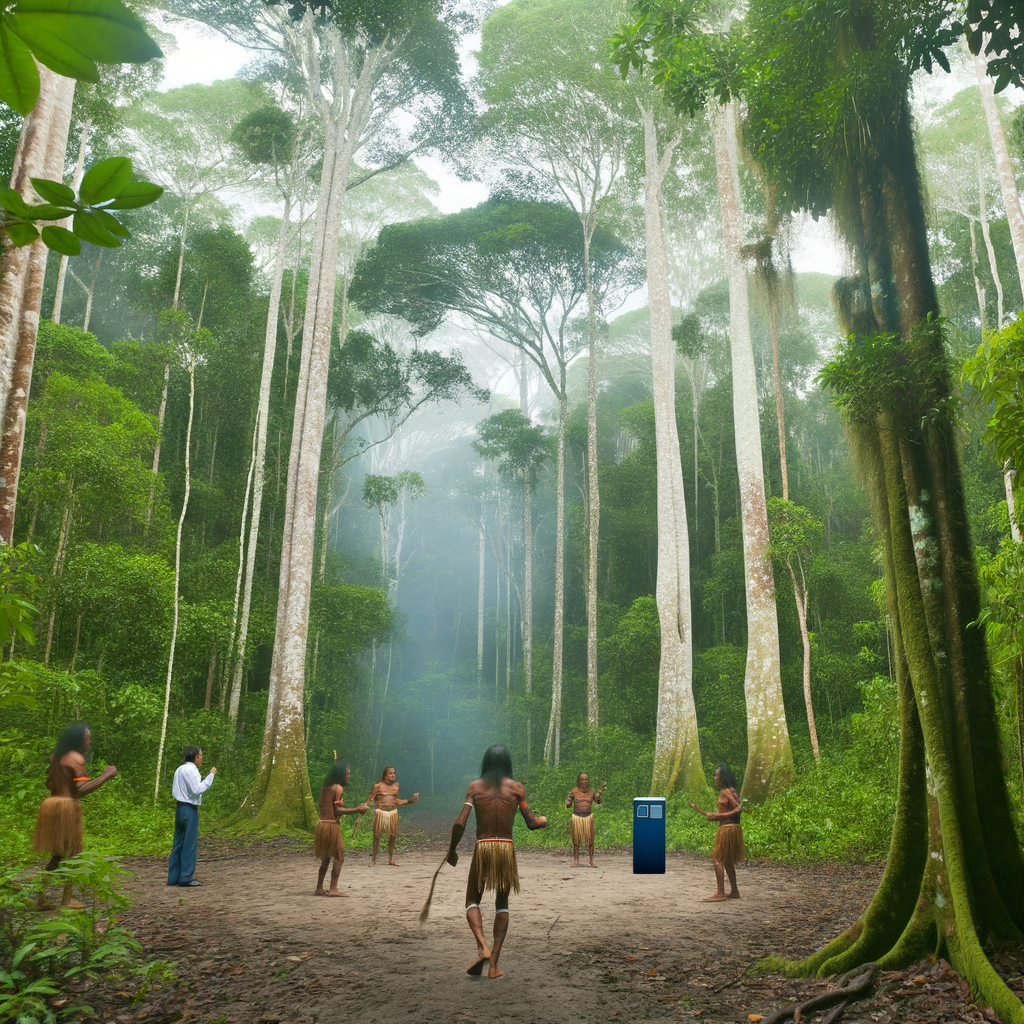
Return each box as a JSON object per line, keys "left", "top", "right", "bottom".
{"left": 167, "top": 802, "right": 199, "bottom": 885}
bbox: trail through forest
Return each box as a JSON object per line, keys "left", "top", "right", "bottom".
{"left": 97, "top": 831, "right": 896, "bottom": 1024}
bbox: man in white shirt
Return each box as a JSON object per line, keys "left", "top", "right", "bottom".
{"left": 167, "top": 746, "right": 217, "bottom": 887}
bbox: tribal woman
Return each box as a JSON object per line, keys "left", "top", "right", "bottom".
{"left": 690, "top": 762, "right": 744, "bottom": 901}
{"left": 33, "top": 723, "right": 117, "bottom": 909}
{"left": 314, "top": 760, "right": 368, "bottom": 897}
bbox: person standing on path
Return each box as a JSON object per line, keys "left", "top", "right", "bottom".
{"left": 34, "top": 722, "right": 117, "bottom": 909}
{"left": 167, "top": 747, "right": 216, "bottom": 888}
{"left": 315, "top": 760, "right": 368, "bottom": 896}
{"left": 690, "top": 763, "right": 744, "bottom": 901}
{"left": 565, "top": 773, "right": 605, "bottom": 868}
{"left": 446, "top": 744, "right": 547, "bottom": 979}
{"left": 365, "top": 765, "right": 419, "bottom": 867}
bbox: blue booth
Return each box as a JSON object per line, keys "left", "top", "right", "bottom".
{"left": 633, "top": 797, "right": 666, "bottom": 873}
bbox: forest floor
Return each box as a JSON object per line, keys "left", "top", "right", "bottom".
{"left": 77, "top": 822, "right": 1013, "bottom": 1024}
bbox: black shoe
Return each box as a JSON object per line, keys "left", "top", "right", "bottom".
{"left": 178, "top": 880, "right": 203, "bottom": 887}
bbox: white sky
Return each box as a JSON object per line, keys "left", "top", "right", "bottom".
{"left": 153, "top": 15, "right": 1021, "bottom": 296}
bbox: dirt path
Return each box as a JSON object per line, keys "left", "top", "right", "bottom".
{"left": 103, "top": 839, "right": 889, "bottom": 1024}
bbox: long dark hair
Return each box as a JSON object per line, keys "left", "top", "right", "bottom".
{"left": 380, "top": 765, "right": 394, "bottom": 781}
{"left": 54, "top": 723, "right": 90, "bottom": 760}
{"left": 480, "top": 745, "right": 513, "bottom": 789}
{"left": 715, "top": 763, "right": 738, "bottom": 791}
{"left": 323, "top": 760, "right": 350, "bottom": 791}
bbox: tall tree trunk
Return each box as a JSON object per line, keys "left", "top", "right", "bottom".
{"left": 713, "top": 101, "right": 793, "bottom": 803}
{"left": 976, "top": 142, "right": 1004, "bottom": 331}
{"left": 154, "top": 358, "right": 196, "bottom": 802}
{"left": 145, "top": 360, "right": 171, "bottom": 529}
{"left": 584, "top": 234, "right": 600, "bottom": 729}
{"left": 43, "top": 497, "right": 72, "bottom": 665}
{"left": 975, "top": 49, "right": 1024, "bottom": 290}
{"left": 0, "top": 66, "right": 76, "bottom": 544}
{"left": 1005, "top": 462, "right": 1020, "bottom": 543}
{"left": 769, "top": 289, "right": 789, "bottom": 499}
{"left": 51, "top": 114, "right": 91, "bottom": 325}
{"left": 229, "top": 201, "right": 291, "bottom": 725}
{"left": 968, "top": 218, "right": 987, "bottom": 332}
{"left": 544, "top": 376, "right": 567, "bottom": 767}
{"left": 787, "top": 556, "right": 819, "bottom": 761}
{"left": 238, "top": 13, "right": 398, "bottom": 830}
{"left": 204, "top": 645, "right": 217, "bottom": 710}
{"left": 477, "top": 506, "right": 485, "bottom": 693}
{"left": 523, "top": 475, "right": 533, "bottom": 696}
{"left": 641, "top": 101, "right": 705, "bottom": 798}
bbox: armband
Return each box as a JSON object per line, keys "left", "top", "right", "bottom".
{"left": 519, "top": 799, "right": 529, "bottom": 813}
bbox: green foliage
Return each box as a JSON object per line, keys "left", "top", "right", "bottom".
{"left": 963, "top": 317, "right": 1024, "bottom": 506}
{"left": 0, "top": 853, "right": 168, "bottom": 1022}
{"left": 1, "top": 158, "right": 163, "bottom": 256}
{"left": 230, "top": 105, "right": 295, "bottom": 166}
{"left": 0, "top": 0, "right": 161, "bottom": 116}
{"left": 965, "top": 0, "right": 1024, "bottom": 93}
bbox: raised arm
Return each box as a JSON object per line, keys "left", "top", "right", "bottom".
{"left": 565, "top": 789, "right": 574, "bottom": 809}
{"left": 702, "top": 789, "right": 741, "bottom": 822}
{"left": 595, "top": 781, "right": 606, "bottom": 805}
{"left": 518, "top": 785, "right": 547, "bottom": 830}
{"left": 335, "top": 785, "right": 368, "bottom": 815}
{"left": 68, "top": 752, "right": 116, "bottom": 795}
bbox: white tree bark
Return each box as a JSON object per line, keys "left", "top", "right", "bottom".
{"left": 641, "top": 101, "right": 704, "bottom": 798}
{"left": 543, "top": 378, "right": 567, "bottom": 767}
{"left": 976, "top": 143, "right": 1004, "bottom": 331}
{"left": 477, "top": 506, "right": 485, "bottom": 691}
{"left": 247, "top": 14, "right": 392, "bottom": 828}
{"left": 154, "top": 356, "right": 196, "bottom": 802}
{"left": 228, "top": 201, "right": 291, "bottom": 724}
{"left": 0, "top": 66, "right": 76, "bottom": 543}
{"left": 975, "top": 50, "right": 1024, "bottom": 292}
{"left": 51, "top": 115, "right": 91, "bottom": 325}
{"left": 713, "top": 101, "right": 793, "bottom": 803}
{"left": 584, "top": 239, "right": 600, "bottom": 729}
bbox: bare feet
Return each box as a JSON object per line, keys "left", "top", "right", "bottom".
{"left": 388, "top": 860, "right": 399, "bottom": 867}
{"left": 467, "top": 951, "right": 490, "bottom": 975}
{"left": 488, "top": 965, "right": 504, "bottom": 978}
{"left": 728, "top": 891, "right": 740, "bottom": 899}
{"left": 314, "top": 888, "right": 327, "bottom": 896}
{"left": 571, "top": 861, "right": 579, "bottom": 868}
{"left": 702, "top": 893, "right": 730, "bottom": 902}
{"left": 367, "top": 861, "right": 376, "bottom": 867}
{"left": 589, "top": 862, "right": 597, "bottom": 868}
{"left": 326, "top": 890, "right": 348, "bottom": 898}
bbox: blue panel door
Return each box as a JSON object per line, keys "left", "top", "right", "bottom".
{"left": 633, "top": 797, "right": 666, "bottom": 873}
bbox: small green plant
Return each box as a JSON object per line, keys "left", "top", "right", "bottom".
{"left": 0, "top": 852, "right": 169, "bottom": 1022}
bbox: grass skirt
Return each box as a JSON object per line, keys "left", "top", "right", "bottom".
{"left": 467, "top": 839, "right": 520, "bottom": 898}
{"left": 372, "top": 807, "right": 398, "bottom": 838}
{"left": 570, "top": 813, "right": 595, "bottom": 845}
{"left": 32, "top": 797, "right": 83, "bottom": 858}
{"left": 314, "top": 820, "right": 344, "bottom": 861}
{"left": 713, "top": 823, "right": 745, "bottom": 864}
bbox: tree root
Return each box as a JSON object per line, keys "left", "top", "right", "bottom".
{"left": 761, "top": 963, "right": 878, "bottom": 1024}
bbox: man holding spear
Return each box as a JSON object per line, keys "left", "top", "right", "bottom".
{"left": 439, "top": 745, "right": 547, "bottom": 978}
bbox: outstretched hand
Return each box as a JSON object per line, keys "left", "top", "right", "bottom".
{"left": 102, "top": 765, "right": 117, "bottom": 779}
{"left": 411, "top": 793, "right": 419, "bottom": 803}
{"left": 356, "top": 802, "right": 369, "bottom": 813}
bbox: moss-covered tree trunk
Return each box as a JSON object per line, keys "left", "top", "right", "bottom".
{"left": 771, "top": 97, "right": 1024, "bottom": 1024}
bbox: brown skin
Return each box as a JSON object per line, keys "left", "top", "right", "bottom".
{"left": 565, "top": 774, "right": 606, "bottom": 868}
{"left": 366, "top": 767, "right": 419, "bottom": 867}
{"left": 690, "top": 768, "right": 741, "bottom": 901}
{"left": 37, "top": 728, "right": 117, "bottom": 910}
{"left": 315, "top": 767, "right": 368, "bottom": 897}
{"left": 448, "top": 776, "right": 547, "bottom": 979}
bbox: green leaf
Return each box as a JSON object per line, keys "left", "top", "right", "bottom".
{"left": 0, "top": 19, "right": 38, "bottom": 114}
{"left": 79, "top": 157, "right": 132, "bottom": 205}
{"left": 0, "top": 189, "right": 29, "bottom": 217}
{"left": 24, "top": 202, "right": 73, "bottom": 220}
{"left": 41, "top": 224, "right": 79, "bottom": 255}
{"left": 72, "top": 209, "right": 120, "bottom": 247}
{"left": 4, "top": 220, "right": 37, "bottom": 246}
{"left": 102, "top": 180, "right": 163, "bottom": 210}
{"left": 7, "top": 0, "right": 162, "bottom": 83}
{"left": 92, "top": 208, "right": 128, "bottom": 238}
{"left": 31, "top": 177, "right": 75, "bottom": 204}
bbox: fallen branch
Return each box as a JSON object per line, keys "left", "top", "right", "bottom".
{"left": 819, "top": 1000, "right": 849, "bottom": 1024}
{"left": 547, "top": 914, "right": 561, "bottom": 938}
{"left": 761, "top": 963, "right": 878, "bottom": 1024}
{"left": 712, "top": 963, "right": 754, "bottom": 994}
